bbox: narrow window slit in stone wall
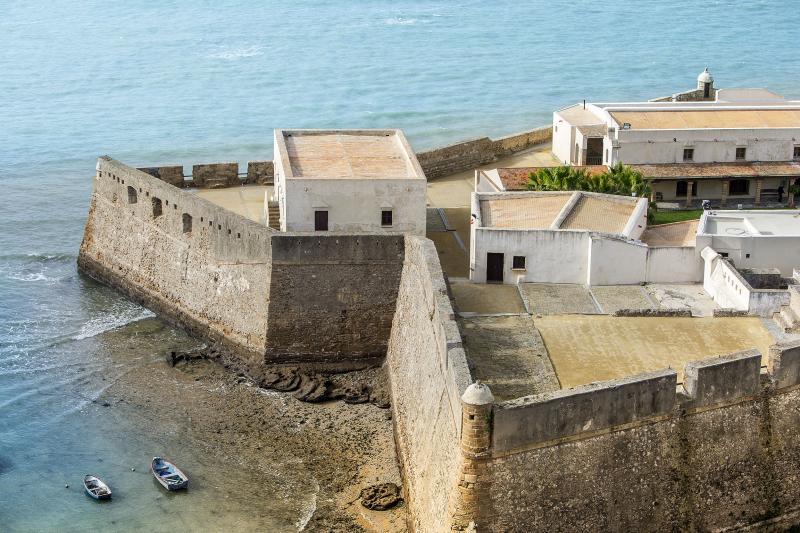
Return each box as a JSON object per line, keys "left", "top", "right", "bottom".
{"left": 152, "top": 197, "right": 163, "bottom": 218}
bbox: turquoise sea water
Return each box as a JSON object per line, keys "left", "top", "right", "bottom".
{"left": 1, "top": 1, "right": 799, "bottom": 530}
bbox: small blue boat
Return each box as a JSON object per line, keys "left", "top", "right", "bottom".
{"left": 151, "top": 457, "right": 188, "bottom": 491}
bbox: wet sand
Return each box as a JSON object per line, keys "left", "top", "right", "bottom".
{"left": 98, "top": 350, "right": 408, "bottom": 532}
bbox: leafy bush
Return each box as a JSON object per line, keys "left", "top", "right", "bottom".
{"left": 526, "top": 163, "right": 651, "bottom": 198}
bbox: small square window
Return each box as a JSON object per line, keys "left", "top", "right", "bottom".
{"left": 512, "top": 256, "right": 526, "bottom": 270}
{"left": 683, "top": 148, "right": 694, "bottom": 161}
{"left": 793, "top": 146, "right": 800, "bottom": 160}
{"left": 736, "top": 147, "right": 746, "bottom": 160}
{"left": 381, "top": 210, "right": 393, "bottom": 227}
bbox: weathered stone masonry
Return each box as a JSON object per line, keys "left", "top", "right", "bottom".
{"left": 81, "top": 157, "right": 800, "bottom": 532}
{"left": 79, "top": 157, "right": 403, "bottom": 368}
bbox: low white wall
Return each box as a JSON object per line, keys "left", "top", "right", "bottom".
{"left": 587, "top": 236, "right": 647, "bottom": 285}
{"left": 702, "top": 246, "right": 788, "bottom": 316}
{"left": 707, "top": 234, "right": 800, "bottom": 278}
{"left": 702, "top": 248, "right": 751, "bottom": 311}
{"left": 471, "top": 228, "right": 590, "bottom": 284}
{"left": 475, "top": 169, "right": 503, "bottom": 192}
{"left": 645, "top": 246, "right": 704, "bottom": 283}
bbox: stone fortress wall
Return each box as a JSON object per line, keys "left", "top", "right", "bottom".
{"left": 79, "top": 157, "right": 403, "bottom": 368}
{"left": 135, "top": 124, "right": 554, "bottom": 188}
{"left": 385, "top": 237, "right": 472, "bottom": 532}
{"left": 443, "top": 343, "right": 800, "bottom": 531}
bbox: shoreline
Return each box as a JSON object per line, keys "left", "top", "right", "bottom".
{"left": 94, "top": 320, "right": 407, "bottom": 531}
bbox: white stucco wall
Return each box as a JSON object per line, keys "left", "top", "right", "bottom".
{"left": 282, "top": 178, "right": 426, "bottom": 235}
{"left": 702, "top": 247, "right": 751, "bottom": 311}
{"left": 645, "top": 246, "right": 704, "bottom": 283}
{"left": 587, "top": 236, "right": 647, "bottom": 285}
{"left": 470, "top": 228, "right": 590, "bottom": 284}
{"left": 703, "top": 235, "right": 800, "bottom": 277}
{"left": 471, "top": 228, "right": 703, "bottom": 286}
{"left": 614, "top": 127, "right": 800, "bottom": 165}
{"left": 552, "top": 113, "right": 575, "bottom": 165}
{"left": 701, "top": 246, "right": 788, "bottom": 315}
{"left": 475, "top": 170, "right": 504, "bottom": 192}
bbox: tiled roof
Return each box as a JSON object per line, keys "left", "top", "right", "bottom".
{"left": 632, "top": 161, "right": 800, "bottom": 179}
{"left": 498, "top": 166, "right": 608, "bottom": 191}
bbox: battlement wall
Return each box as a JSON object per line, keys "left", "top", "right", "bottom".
{"left": 456, "top": 345, "right": 800, "bottom": 531}
{"left": 79, "top": 157, "right": 404, "bottom": 368}
{"left": 138, "top": 160, "right": 274, "bottom": 188}
{"left": 416, "top": 126, "right": 552, "bottom": 179}
{"left": 385, "top": 236, "right": 472, "bottom": 532}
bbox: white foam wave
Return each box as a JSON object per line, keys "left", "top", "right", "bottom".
{"left": 295, "top": 479, "right": 319, "bottom": 531}
{"left": 385, "top": 17, "right": 417, "bottom": 25}
{"left": 73, "top": 308, "right": 155, "bottom": 340}
{"left": 208, "top": 45, "right": 264, "bottom": 60}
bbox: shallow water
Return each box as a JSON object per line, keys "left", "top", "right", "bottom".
{"left": 1, "top": 1, "right": 799, "bottom": 530}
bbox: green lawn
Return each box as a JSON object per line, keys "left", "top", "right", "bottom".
{"left": 650, "top": 209, "right": 703, "bottom": 225}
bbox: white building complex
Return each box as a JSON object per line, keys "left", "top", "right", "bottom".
{"left": 272, "top": 129, "right": 427, "bottom": 234}
{"left": 552, "top": 70, "right": 800, "bottom": 206}
{"left": 470, "top": 186, "right": 800, "bottom": 320}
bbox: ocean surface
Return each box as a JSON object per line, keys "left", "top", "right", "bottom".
{"left": 1, "top": 1, "right": 799, "bottom": 530}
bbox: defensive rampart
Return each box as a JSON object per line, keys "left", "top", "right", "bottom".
{"left": 417, "top": 126, "right": 552, "bottom": 179}
{"left": 445, "top": 345, "right": 800, "bottom": 531}
{"left": 385, "top": 237, "right": 472, "bottom": 531}
{"left": 138, "top": 160, "right": 274, "bottom": 188}
{"left": 79, "top": 157, "right": 403, "bottom": 368}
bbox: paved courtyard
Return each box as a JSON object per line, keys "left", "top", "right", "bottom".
{"left": 536, "top": 315, "right": 775, "bottom": 388}
{"left": 449, "top": 281, "right": 525, "bottom": 314}
{"left": 460, "top": 315, "right": 559, "bottom": 402}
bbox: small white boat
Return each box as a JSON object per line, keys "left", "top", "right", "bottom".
{"left": 84, "top": 475, "right": 112, "bottom": 500}
{"left": 151, "top": 457, "right": 188, "bottom": 491}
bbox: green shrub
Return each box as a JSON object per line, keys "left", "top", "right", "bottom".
{"left": 526, "top": 163, "right": 651, "bottom": 198}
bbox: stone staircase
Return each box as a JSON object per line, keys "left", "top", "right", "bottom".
{"left": 266, "top": 202, "right": 281, "bottom": 230}
{"left": 773, "top": 284, "right": 800, "bottom": 333}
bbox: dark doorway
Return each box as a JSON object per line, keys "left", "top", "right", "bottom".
{"left": 585, "top": 138, "right": 603, "bottom": 165}
{"left": 486, "top": 253, "right": 504, "bottom": 283}
{"left": 314, "top": 210, "right": 328, "bottom": 231}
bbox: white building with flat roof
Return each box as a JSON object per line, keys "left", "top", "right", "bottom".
{"left": 552, "top": 70, "right": 800, "bottom": 207}
{"left": 467, "top": 190, "right": 679, "bottom": 285}
{"left": 272, "top": 129, "right": 427, "bottom": 234}
{"left": 696, "top": 210, "right": 800, "bottom": 276}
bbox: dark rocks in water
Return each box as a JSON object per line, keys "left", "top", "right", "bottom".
{"left": 359, "top": 483, "right": 402, "bottom": 511}
{"left": 166, "top": 349, "right": 206, "bottom": 367}
{"left": 260, "top": 369, "right": 301, "bottom": 392}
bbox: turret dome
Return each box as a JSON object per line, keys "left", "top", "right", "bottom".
{"left": 698, "top": 67, "right": 714, "bottom": 84}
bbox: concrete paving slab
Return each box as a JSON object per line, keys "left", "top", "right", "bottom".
{"left": 536, "top": 315, "right": 775, "bottom": 388}
{"left": 647, "top": 284, "right": 718, "bottom": 317}
{"left": 450, "top": 282, "right": 525, "bottom": 314}
{"left": 591, "top": 285, "right": 655, "bottom": 314}
{"left": 522, "top": 283, "right": 600, "bottom": 315}
{"left": 460, "top": 315, "right": 560, "bottom": 402}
